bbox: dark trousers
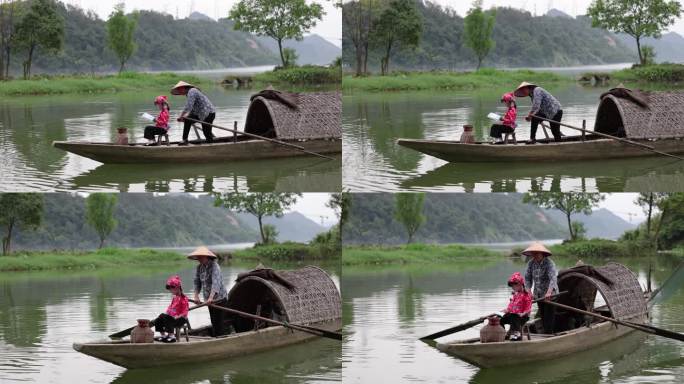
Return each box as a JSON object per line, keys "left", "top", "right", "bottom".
{"left": 183, "top": 113, "right": 215, "bottom": 142}
{"left": 538, "top": 301, "right": 556, "bottom": 334}
{"left": 530, "top": 110, "right": 563, "bottom": 142}
{"left": 209, "top": 298, "right": 230, "bottom": 337}
{"left": 490, "top": 124, "right": 514, "bottom": 139}
{"left": 500, "top": 312, "right": 529, "bottom": 334}
{"left": 144, "top": 126, "right": 167, "bottom": 141}
{"left": 154, "top": 313, "right": 186, "bottom": 334}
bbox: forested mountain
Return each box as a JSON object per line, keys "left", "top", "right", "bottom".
{"left": 342, "top": 1, "right": 636, "bottom": 71}
{"left": 343, "top": 194, "right": 566, "bottom": 245}
{"left": 615, "top": 32, "right": 684, "bottom": 63}
{"left": 237, "top": 211, "right": 328, "bottom": 242}
{"left": 15, "top": 4, "right": 279, "bottom": 74}
{"left": 544, "top": 208, "right": 636, "bottom": 239}
{"left": 256, "top": 34, "right": 341, "bottom": 66}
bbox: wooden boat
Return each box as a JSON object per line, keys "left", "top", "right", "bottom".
{"left": 398, "top": 92, "right": 684, "bottom": 162}
{"left": 73, "top": 266, "right": 342, "bottom": 369}
{"left": 435, "top": 263, "right": 651, "bottom": 368}
{"left": 54, "top": 91, "right": 341, "bottom": 164}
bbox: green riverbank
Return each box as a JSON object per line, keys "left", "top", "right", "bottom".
{"left": 0, "top": 72, "right": 210, "bottom": 96}
{"left": 231, "top": 242, "right": 340, "bottom": 262}
{"left": 582, "top": 64, "right": 684, "bottom": 88}
{"left": 507, "top": 239, "right": 655, "bottom": 259}
{"left": 342, "top": 68, "right": 573, "bottom": 92}
{"left": 0, "top": 248, "right": 186, "bottom": 272}
{"left": 342, "top": 243, "right": 502, "bottom": 266}
{"left": 250, "top": 65, "right": 341, "bottom": 87}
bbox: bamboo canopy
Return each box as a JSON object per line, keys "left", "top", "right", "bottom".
{"left": 595, "top": 92, "right": 684, "bottom": 139}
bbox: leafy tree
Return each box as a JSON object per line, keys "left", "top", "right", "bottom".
{"left": 373, "top": 0, "right": 422, "bottom": 75}
{"left": 106, "top": 3, "right": 138, "bottom": 74}
{"left": 394, "top": 193, "right": 426, "bottom": 244}
{"left": 282, "top": 47, "right": 298, "bottom": 68}
{"left": 342, "top": 0, "right": 377, "bottom": 76}
{"left": 571, "top": 221, "right": 587, "bottom": 240}
{"left": 229, "top": 0, "right": 324, "bottom": 68}
{"left": 523, "top": 193, "right": 604, "bottom": 241}
{"left": 0, "top": 193, "right": 43, "bottom": 255}
{"left": 214, "top": 192, "right": 301, "bottom": 244}
{"left": 635, "top": 193, "right": 669, "bottom": 238}
{"left": 327, "top": 192, "right": 351, "bottom": 228}
{"left": 641, "top": 45, "right": 656, "bottom": 65}
{"left": 463, "top": 0, "right": 495, "bottom": 70}
{"left": 0, "top": 0, "right": 20, "bottom": 79}
{"left": 14, "top": 0, "right": 64, "bottom": 79}
{"left": 262, "top": 224, "right": 279, "bottom": 244}
{"left": 85, "top": 193, "right": 118, "bottom": 249}
{"left": 588, "top": 0, "right": 682, "bottom": 65}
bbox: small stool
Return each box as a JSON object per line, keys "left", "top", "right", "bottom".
{"left": 503, "top": 132, "right": 517, "bottom": 144}
{"left": 156, "top": 134, "right": 169, "bottom": 146}
{"left": 522, "top": 323, "right": 531, "bottom": 340}
{"left": 174, "top": 318, "right": 190, "bottom": 342}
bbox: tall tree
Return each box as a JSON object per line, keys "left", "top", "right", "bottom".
{"left": 635, "top": 193, "right": 669, "bottom": 238}
{"left": 588, "top": 0, "right": 682, "bottom": 65}
{"left": 229, "top": 0, "right": 324, "bottom": 68}
{"left": 463, "top": 0, "right": 495, "bottom": 70}
{"left": 0, "top": 0, "right": 19, "bottom": 80}
{"left": 327, "top": 192, "right": 351, "bottom": 228}
{"left": 394, "top": 193, "right": 426, "bottom": 244}
{"left": 0, "top": 193, "right": 43, "bottom": 255}
{"left": 213, "top": 192, "right": 301, "bottom": 244}
{"left": 523, "top": 193, "right": 604, "bottom": 241}
{"left": 85, "top": 193, "right": 118, "bottom": 249}
{"left": 373, "top": 0, "right": 422, "bottom": 75}
{"left": 14, "top": 0, "right": 64, "bottom": 79}
{"left": 106, "top": 3, "right": 138, "bottom": 74}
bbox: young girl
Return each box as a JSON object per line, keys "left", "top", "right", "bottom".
{"left": 154, "top": 275, "right": 189, "bottom": 343}
{"left": 143, "top": 95, "right": 170, "bottom": 146}
{"left": 489, "top": 92, "right": 517, "bottom": 143}
{"left": 500, "top": 272, "right": 532, "bottom": 341}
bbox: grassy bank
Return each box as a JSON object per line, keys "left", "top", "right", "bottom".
{"left": 343, "top": 243, "right": 501, "bottom": 266}
{"left": 582, "top": 64, "right": 684, "bottom": 87}
{"left": 342, "top": 68, "right": 573, "bottom": 92}
{"left": 230, "top": 242, "right": 340, "bottom": 262}
{"left": 252, "top": 65, "right": 341, "bottom": 86}
{"left": 0, "top": 72, "right": 209, "bottom": 96}
{"left": 510, "top": 239, "right": 653, "bottom": 259}
{"left": 0, "top": 248, "right": 186, "bottom": 272}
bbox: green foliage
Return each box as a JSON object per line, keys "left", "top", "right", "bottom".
{"left": 327, "top": 192, "right": 351, "bottom": 227}
{"left": 463, "top": 0, "right": 495, "bottom": 70}
{"left": 588, "top": 0, "right": 682, "bottom": 65}
{"left": 342, "top": 243, "right": 501, "bottom": 265}
{"left": 641, "top": 45, "right": 656, "bottom": 65}
{"left": 653, "top": 193, "right": 684, "bottom": 250}
{"left": 282, "top": 47, "right": 299, "bottom": 68}
{"left": 214, "top": 192, "right": 301, "bottom": 244}
{"left": 549, "top": 239, "right": 650, "bottom": 259}
{"left": 571, "top": 221, "right": 587, "bottom": 240}
{"left": 342, "top": 69, "right": 572, "bottom": 92}
{"left": 523, "top": 193, "right": 604, "bottom": 241}
{"left": 262, "top": 224, "right": 279, "bottom": 244}
{"left": 233, "top": 241, "right": 337, "bottom": 261}
{"left": 373, "top": 0, "right": 422, "bottom": 75}
{"left": 85, "top": 193, "right": 118, "bottom": 249}
{"left": 229, "top": 0, "right": 324, "bottom": 67}
{"left": 252, "top": 65, "right": 341, "bottom": 85}
{"left": 394, "top": 193, "right": 426, "bottom": 244}
{"left": 610, "top": 63, "right": 684, "bottom": 83}
{"left": 0, "top": 248, "right": 185, "bottom": 272}
{"left": 14, "top": 0, "right": 64, "bottom": 79}
{"left": 311, "top": 225, "right": 341, "bottom": 258}
{"left": 106, "top": 3, "right": 138, "bottom": 73}
{"left": 0, "top": 193, "right": 43, "bottom": 255}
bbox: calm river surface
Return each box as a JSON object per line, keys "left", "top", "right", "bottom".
{"left": 342, "top": 254, "right": 684, "bottom": 383}
{"left": 343, "top": 84, "right": 684, "bottom": 192}
{"left": 0, "top": 82, "right": 340, "bottom": 193}
{"left": 0, "top": 262, "right": 341, "bottom": 383}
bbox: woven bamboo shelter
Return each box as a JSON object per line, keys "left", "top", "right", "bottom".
{"left": 594, "top": 92, "right": 684, "bottom": 139}
{"left": 244, "top": 91, "right": 341, "bottom": 140}
{"left": 226, "top": 266, "right": 341, "bottom": 332}
{"left": 557, "top": 262, "right": 647, "bottom": 321}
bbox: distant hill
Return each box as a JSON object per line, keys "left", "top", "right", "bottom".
{"left": 615, "top": 32, "right": 684, "bottom": 63}
{"left": 342, "top": 1, "right": 636, "bottom": 71}
{"left": 546, "top": 9, "right": 573, "bottom": 19}
{"left": 256, "top": 34, "right": 341, "bottom": 65}
{"left": 544, "top": 208, "right": 637, "bottom": 239}
{"left": 343, "top": 194, "right": 566, "bottom": 245}
{"left": 237, "top": 211, "right": 328, "bottom": 242}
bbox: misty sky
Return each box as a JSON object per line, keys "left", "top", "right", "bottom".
{"left": 62, "top": 0, "right": 342, "bottom": 47}
{"left": 287, "top": 193, "right": 337, "bottom": 226}
{"left": 597, "top": 193, "right": 645, "bottom": 223}
{"left": 434, "top": 0, "right": 684, "bottom": 37}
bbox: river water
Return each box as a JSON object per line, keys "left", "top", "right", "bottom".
{"left": 342, "top": 84, "right": 684, "bottom": 192}
{"left": 0, "top": 262, "right": 341, "bottom": 383}
{"left": 342, "top": 254, "right": 684, "bottom": 383}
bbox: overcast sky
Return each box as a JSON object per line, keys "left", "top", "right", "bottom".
{"left": 597, "top": 193, "right": 646, "bottom": 223}
{"left": 287, "top": 193, "right": 337, "bottom": 226}
{"left": 433, "top": 0, "right": 684, "bottom": 36}
{"left": 62, "top": 0, "right": 342, "bottom": 47}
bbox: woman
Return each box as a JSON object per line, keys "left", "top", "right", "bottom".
{"left": 171, "top": 81, "right": 216, "bottom": 146}
{"left": 522, "top": 242, "right": 558, "bottom": 334}
{"left": 188, "top": 246, "right": 230, "bottom": 336}
{"left": 514, "top": 82, "right": 563, "bottom": 144}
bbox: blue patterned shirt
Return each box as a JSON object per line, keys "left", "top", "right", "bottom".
{"left": 194, "top": 260, "right": 228, "bottom": 301}
{"left": 525, "top": 257, "right": 559, "bottom": 299}
{"left": 530, "top": 87, "right": 562, "bottom": 118}
{"left": 183, "top": 88, "right": 216, "bottom": 120}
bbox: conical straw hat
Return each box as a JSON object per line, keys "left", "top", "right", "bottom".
{"left": 171, "top": 81, "right": 196, "bottom": 95}
{"left": 514, "top": 81, "right": 537, "bottom": 96}
{"left": 187, "top": 246, "right": 217, "bottom": 260}
{"left": 521, "top": 242, "right": 552, "bottom": 257}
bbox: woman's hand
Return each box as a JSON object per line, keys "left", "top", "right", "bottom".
{"left": 194, "top": 293, "right": 200, "bottom": 303}
{"left": 525, "top": 114, "right": 532, "bottom": 122}
{"left": 544, "top": 289, "right": 553, "bottom": 300}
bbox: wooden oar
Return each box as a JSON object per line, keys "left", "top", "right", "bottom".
{"left": 532, "top": 114, "right": 684, "bottom": 161}
{"left": 188, "top": 299, "right": 342, "bottom": 341}
{"left": 108, "top": 302, "right": 209, "bottom": 339}
{"left": 420, "top": 291, "right": 568, "bottom": 340}
{"left": 542, "top": 300, "right": 684, "bottom": 342}
{"left": 182, "top": 117, "right": 335, "bottom": 160}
